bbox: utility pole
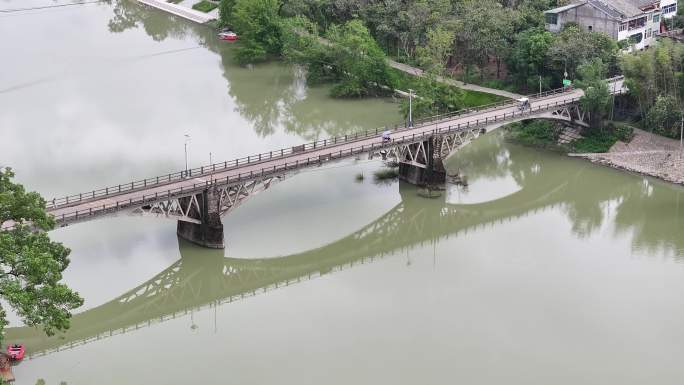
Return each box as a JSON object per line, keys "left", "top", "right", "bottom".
{"left": 408, "top": 88, "right": 414, "bottom": 127}
{"left": 184, "top": 134, "right": 190, "bottom": 176}
{"left": 539, "top": 75, "right": 542, "bottom": 97}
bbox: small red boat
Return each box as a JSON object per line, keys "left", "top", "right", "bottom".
{"left": 7, "top": 345, "right": 24, "bottom": 361}
{"left": 218, "top": 30, "right": 238, "bottom": 42}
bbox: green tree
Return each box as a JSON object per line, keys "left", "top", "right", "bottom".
{"left": 416, "top": 25, "right": 455, "bottom": 75}
{"left": 326, "top": 20, "right": 396, "bottom": 97}
{"left": 620, "top": 39, "right": 684, "bottom": 120}
{"left": 0, "top": 168, "right": 83, "bottom": 338}
{"left": 284, "top": 19, "right": 395, "bottom": 97}
{"left": 645, "top": 95, "right": 681, "bottom": 138}
{"left": 453, "top": 0, "right": 514, "bottom": 81}
{"left": 400, "top": 75, "right": 464, "bottom": 118}
{"left": 232, "top": 0, "right": 283, "bottom": 64}
{"left": 508, "top": 28, "right": 554, "bottom": 91}
{"left": 547, "top": 25, "right": 617, "bottom": 80}
{"left": 218, "top": 0, "right": 236, "bottom": 27}
{"left": 576, "top": 58, "right": 611, "bottom": 130}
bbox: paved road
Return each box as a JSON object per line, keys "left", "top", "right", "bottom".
{"left": 388, "top": 60, "right": 525, "bottom": 100}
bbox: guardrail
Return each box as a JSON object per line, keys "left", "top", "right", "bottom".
{"left": 49, "top": 92, "right": 628, "bottom": 225}
{"left": 45, "top": 76, "right": 625, "bottom": 211}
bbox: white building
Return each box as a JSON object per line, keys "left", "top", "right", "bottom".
{"left": 545, "top": 0, "right": 679, "bottom": 50}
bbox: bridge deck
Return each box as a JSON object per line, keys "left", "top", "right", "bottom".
{"left": 29, "top": 79, "right": 623, "bottom": 225}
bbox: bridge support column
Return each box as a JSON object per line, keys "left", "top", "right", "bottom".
{"left": 177, "top": 187, "right": 225, "bottom": 249}
{"left": 398, "top": 137, "right": 446, "bottom": 185}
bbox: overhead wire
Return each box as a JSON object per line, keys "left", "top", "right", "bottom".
{"left": 0, "top": 0, "right": 105, "bottom": 13}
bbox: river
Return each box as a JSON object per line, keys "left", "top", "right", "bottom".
{"left": 3, "top": 1, "right": 684, "bottom": 384}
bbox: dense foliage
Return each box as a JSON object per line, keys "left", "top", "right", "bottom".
{"left": 283, "top": 18, "right": 395, "bottom": 97}
{"left": 620, "top": 40, "right": 684, "bottom": 138}
{"left": 230, "top": 0, "right": 284, "bottom": 64}
{"left": 218, "top": 0, "right": 684, "bottom": 137}
{"left": 506, "top": 120, "right": 561, "bottom": 148}
{"left": 0, "top": 168, "right": 83, "bottom": 338}
{"left": 220, "top": 0, "right": 619, "bottom": 87}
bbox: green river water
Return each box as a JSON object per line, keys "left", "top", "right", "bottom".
{"left": 2, "top": 1, "right": 684, "bottom": 384}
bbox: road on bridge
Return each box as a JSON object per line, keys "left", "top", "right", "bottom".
{"left": 32, "top": 78, "right": 624, "bottom": 225}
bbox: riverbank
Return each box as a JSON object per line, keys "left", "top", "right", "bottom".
{"left": 570, "top": 128, "right": 684, "bottom": 185}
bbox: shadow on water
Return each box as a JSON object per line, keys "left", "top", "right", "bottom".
{"left": 7, "top": 142, "right": 684, "bottom": 356}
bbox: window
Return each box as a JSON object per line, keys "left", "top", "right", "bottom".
{"left": 628, "top": 16, "right": 647, "bottom": 30}
{"left": 653, "top": 14, "right": 660, "bottom": 23}
{"left": 663, "top": 4, "right": 677, "bottom": 14}
{"left": 588, "top": 25, "right": 593, "bottom": 31}
{"left": 646, "top": 28, "right": 652, "bottom": 37}
{"left": 545, "top": 13, "right": 558, "bottom": 25}
{"left": 619, "top": 23, "right": 627, "bottom": 32}
{"left": 629, "top": 32, "right": 643, "bottom": 44}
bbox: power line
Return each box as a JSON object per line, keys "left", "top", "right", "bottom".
{"left": 0, "top": 0, "right": 104, "bottom": 13}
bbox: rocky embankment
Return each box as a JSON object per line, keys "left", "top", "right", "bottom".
{"left": 570, "top": 128, "right": 684, "bottom": 185}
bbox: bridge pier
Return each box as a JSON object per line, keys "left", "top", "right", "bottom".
{"left": 398, "top": 137, "right": 446, "bottom": 185}
{"left": 176, "top": 187, "right": 225, "bottom": 249}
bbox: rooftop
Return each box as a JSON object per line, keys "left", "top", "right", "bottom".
{"left": 545, "top": 0, "right": 659, "bottom": 19}
{"left": 545, "top": 2, "right": 585, "bottom": 14}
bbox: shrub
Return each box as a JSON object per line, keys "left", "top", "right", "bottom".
{"left": 506, "top": 120, "right": 561, "bottom": 148}
{"left": 373, "top": 168, "right": 399, "bottom": 182}
{"left": 606, "top": 122, "right": 634, "bottom": 142}
{"left": 192, "top": 0, "right": 218, "bottom": 12}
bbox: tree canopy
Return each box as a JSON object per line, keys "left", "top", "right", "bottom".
{"left": 0, "top": 168, "right": 83, "bottom": 337}
{"left": 283, "top": 18, "right": 395, "bottom": 97}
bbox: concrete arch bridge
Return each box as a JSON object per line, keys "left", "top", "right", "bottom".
{"left": 3, "top": 78, "right": 626, "bottom": 248}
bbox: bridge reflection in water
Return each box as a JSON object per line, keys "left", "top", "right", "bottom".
{"left": 7, "top": 142, "right": 684, "bottom": 358}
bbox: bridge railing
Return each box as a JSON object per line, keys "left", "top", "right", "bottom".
{"left": 48, "top": 91, "right": 629, "bottom": 224}
{"left": 45, "top": 77, "right": 625, "bottom": 211}
{"left": 404, "top": 76, "right": 624, "bottom": 128}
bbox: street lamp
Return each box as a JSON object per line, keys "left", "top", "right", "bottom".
{"left": 408, "top": 88, "right": 414, "bottom": 127}
{"left": 184, "top": 134, "right": 191, "bottom": 176}
{"left": 539, "top": 75, "right": 542, "bottom": 97}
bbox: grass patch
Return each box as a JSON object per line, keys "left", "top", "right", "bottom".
{"left": 355, "top": 173, "right": 365, "bottom": 182}
{"left": 167, "top": 0, "right": 182, "bottom": 3}
{"left": 389, "top": 68, "right": 505, "bottom": 109}
{"left": 505, "top": 120, "right": 563, "bottom": 149}
{"left": 507, "top": 120, "right": 626, "bottom": 154}
{"left": 462, "top": 90, "right": 505, "bottom": 108}
{"left": 192, "top": 0, "right": 217, "bottom": 12}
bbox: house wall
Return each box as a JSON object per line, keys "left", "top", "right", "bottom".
{"left": 548, "top": 4, "right": 620, "bottom": 38}
{"left": 545, "top": 2, "right": 666, "bottom": 51}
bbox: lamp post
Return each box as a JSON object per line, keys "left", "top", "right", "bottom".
{"left": 408, "top": 88, "right": 414, "bottom": 127}
{"left": 184, "top": 134, "right": 190, "bottom": 176}
{"left": 539, "top": 75, "right": 542, "bottom": 97}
